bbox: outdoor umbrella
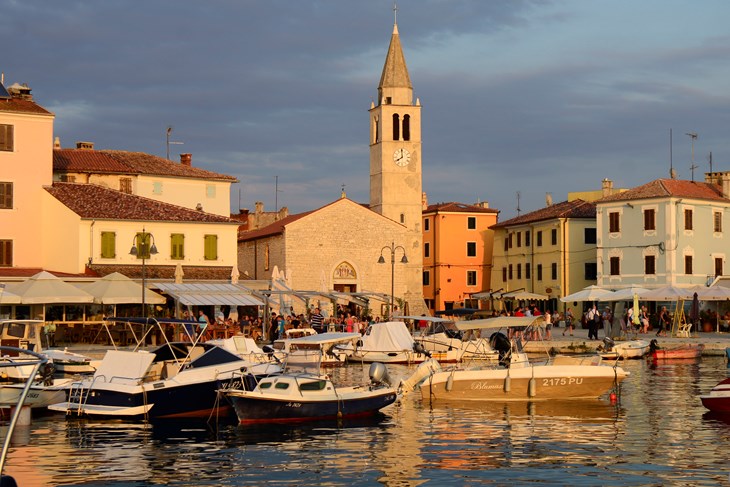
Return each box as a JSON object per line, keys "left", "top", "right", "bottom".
{"left": 80, "top": 272, "right": 166, "bottom": 305}
{"left": 693, "top": 285, "right": 730, "bottom": 332}
{"left": 560, "top": 285, "right": 613, "bottom": 303}
{"left": 632, "top": 293, "right": 641, "bottom": 327}
{"left": 604, "top": 286, "right": 650, "bottom": 302}
{"left": 638, "top": 285, "right": 696, "bottom": 301}
{"left": 502, "top": 291, "right": 549, "bottom": 301}
{"left": 0, "top": 284, "right": 21, "bottom": 304}
{"left": 6, "top": 271, "right": 94, "bottom": 304}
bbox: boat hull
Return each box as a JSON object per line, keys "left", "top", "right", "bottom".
{"left": 419, "top": 365, "right": 627, "bottom": 401}
{"left": 700, "top": 378, "right": 730, "bottom": 413}
{"left": 651, "top": 344, "right": 704, "bottom": 360}
{"left": 0, "top": 380, "right": 71, "bottom": 408}
{"left": 228, "top": 387, "right": 397, "bottom": 424}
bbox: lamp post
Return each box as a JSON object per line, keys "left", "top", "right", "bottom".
{"left": 129, "top": 228, "right": 158, "bottom": 317}
{"left": 378, "top": 241, "right": 408, "bottom": 320}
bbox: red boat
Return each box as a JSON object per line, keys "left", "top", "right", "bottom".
{"left": 700, "top": 378, "right": 730, "bottom": 413}
{"left": 649, "top": 339, "right": 704, "bottom": 360}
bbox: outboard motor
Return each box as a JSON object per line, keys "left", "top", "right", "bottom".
{"left": 602, "top": 337, "right": 615, "bottom": 352}
{"left": 413, "top": 341, "right": 432, "bottom": 358}
{"left": 489, "top": 332, "right": 511, "bottom": 368}
{"left": 369, "top": 362, "right": 392, "bottom": 386}
{"left": 649, "top": 339, "right": 661, "bottom": 353}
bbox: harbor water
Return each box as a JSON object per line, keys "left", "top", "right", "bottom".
{"left": 3, "top": 356, "right": 730, "bottom": 486}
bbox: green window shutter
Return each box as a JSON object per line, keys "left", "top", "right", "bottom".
{"left": 171, "top": 234, "right": 185, "bottom": 260}
{"left": 204, "top": 235, "right": 218, "bottom": 260}
{"left": 101, "top": 232, "right": 116, "bottom": 258}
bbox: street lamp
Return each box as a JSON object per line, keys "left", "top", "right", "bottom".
{"left": 130, "top": 228, "right": 158, "bottom": 317}
{"left": 378, "top": 241, "right": 408, "bottom": 320}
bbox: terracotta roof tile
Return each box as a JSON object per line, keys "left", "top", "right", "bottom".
{"left": 89, "top": 264, "right": 235, "bottom": 280}
{"left": 597, "top": 178, "right": 728, "bottom": 203}
{"left": 54, "top": 149, "right": 133, "bottom": 173}
{"left": 238, "top": 210, "right": 314, "bottom": 241}
{"left": 0, "top": 267, "right": 98, "bottom": 279}
{"left": 0, "top": 97, "right": 53, "bottom": 115}
{"left": 491, "top": 199, "right": 596, "bottom": 229}
{"left": 46, "top": 183, "right": 239, "bottom": 224}
{"left": 423, "top": 202, "right": 498, "bottom": 214}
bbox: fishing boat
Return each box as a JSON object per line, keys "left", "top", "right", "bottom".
{"left": 400, "top": 316, "right": 628, "bottom": 402}
{"left": 48, "top": 317, "right": 281, "bottom": 420}
{"left": 339, "top": 321, "right": 430, "bottom": 364}
{"left": 649, "top": 339, "right": 705, "bottom": 360}
{"left": 223, "top": 334, "right": 397, "bottom": 424}
{"left": 700, "top": 378, "right": 730, "bottom": 413}
{"left": 597, "top": 337, "right": 650, "bottom": 360}
{"left": 405, "top": 316, "right": 498, "bottom": 363}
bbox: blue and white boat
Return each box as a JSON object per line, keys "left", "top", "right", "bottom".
{"left": 48, "top": 318, "right": 281, "bottom": 420}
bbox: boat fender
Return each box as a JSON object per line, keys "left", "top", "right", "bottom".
{"left": 528, "top": 377, "right": 536, "bottom": 397}
{"left": 504, "top": 374, "right": 511, "bottom": 393}
{"left": 446, "top": 373, "right": 454, "bottom": 392}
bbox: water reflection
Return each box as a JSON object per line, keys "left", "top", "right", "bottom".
{"left": 2, "top": 357, "right": 730, "bottom": 486}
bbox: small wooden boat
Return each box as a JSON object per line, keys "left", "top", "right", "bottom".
{"left": 649, "top": 339, "right": 704, "bottom": 360}
{"left": 700, "top": 378, "right": 730, "bottom": 413}
{"left": 598, "top": 338, "right": 650, "bottom": 360}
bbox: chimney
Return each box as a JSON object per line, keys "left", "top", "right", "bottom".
{"left": 422, "top": 192, "right": 428, "bottom": 209}
{"left": 53, "top": 137, "right": 61, "bottom": 149}
{"left": 602, "top": 178, "right": 613, "bottom": 197}
{"left": 255, "top": 201, "right": 264, "bottom": 214}
{"left": 710, "top": 172, "right": 730, "bottom": 199}
{"left": 76, "top": 141, "right": 94, "bottom": 150}
{"left": 7, "top": 82, "right": 32, "bottom": 100}
{"left": 545, "top": 193, "right": 553, "bottom": 207}
{"left": 180, "top": 153, "right": 192, "bottom": 166}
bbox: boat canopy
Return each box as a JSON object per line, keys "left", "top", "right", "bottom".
{"left": 286, "top": 332, "right": 361, "bottom": 346}
{"left": 453, "top": 316, "right": 541, "bottom": 331}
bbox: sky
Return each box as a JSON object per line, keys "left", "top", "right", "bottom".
{"left": 2, "top": 0, "right": 730, "bottom": 221}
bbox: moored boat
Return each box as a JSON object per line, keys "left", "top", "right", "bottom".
{"left": 598, "top": 337, "right": 650, "bottom": 360}
{"left": 401, "top": 316, "right": 628, "bottom": 402}
{"left": 649, "top": 339, "right": 704, "bottom": 360}
{"left": 404, "top": 316, "right": 498, "bottom": 363}
{"left": 700, "top": 378, "right": 730, "bottom": 413}
{"left": 339, "top": 321, "right": 430, "bottom": 364}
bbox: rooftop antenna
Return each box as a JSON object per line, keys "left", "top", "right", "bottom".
{"left": 709, "top": 151, "right": 713, "bottom": 173}
{"left": 516, "top": 191, "right": 522, "bottom": 216}
{"left": 669, "top": 128, "right": 677, "bottom": 179}
{"left": 166, "top": 126, "right": 183, "bottom": 160}
{"left": 393, "top": 1, "right": 398, "bottom": 24}
{"left": 686, "top": 131, "right": 698, "bottom": 181}
{"left": 275, "top": 175, "right": 283, "bottom": 214}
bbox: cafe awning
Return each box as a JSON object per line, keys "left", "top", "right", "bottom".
{"left": 154, "top": 283, "right": 264, "bottom": 307}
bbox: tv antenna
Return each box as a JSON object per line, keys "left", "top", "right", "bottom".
{"left": 686, "top": 131, "right": 698, "bottom": 181}
{"left": 166, "top": 126, "right": 184, "bottom": 160}
{"left": 708, "top": 151, "right": 713, "bottom": 173}
{"left": 516, "top": 191, "right": 522, "bottom": 216}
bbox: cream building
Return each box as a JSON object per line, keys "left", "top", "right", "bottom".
{"left": 238, "top": 21, "right": 427, "bottom": 319}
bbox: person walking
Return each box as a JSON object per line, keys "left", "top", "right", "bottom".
{"left": 587, "top": 305, "right": 599, "bottom": 340}
{"left": 563, "top": 308, "right": 574, "bottom": 336}
{"left": 197, "top": 310, "right": 210, "bottom": 342}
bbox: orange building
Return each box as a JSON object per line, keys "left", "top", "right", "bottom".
{"left": 422, "top": 201, "right": 498, "bottom": 314}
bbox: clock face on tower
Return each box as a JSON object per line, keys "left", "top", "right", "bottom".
{"left": 393, "top": 148, "right": 411, "bottom": 166}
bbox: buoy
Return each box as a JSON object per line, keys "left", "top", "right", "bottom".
{"left": 610, "top": 392, "right": 617, "bottom": 404}
{"left": 446, "top": 374, "right": 454, "bottom": 391}
{"left": 528, "top": 378, "right": 536, "bottom": 397}
{"left": 504, "top": 375, "right": 511, "bottom": 393}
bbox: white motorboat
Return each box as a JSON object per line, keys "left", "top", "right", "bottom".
{"left": 597, "top": 337, "right": 650, "bottom": 360}
{"left": 339, "top": 321, "right": 430, "bottom": 364}
{"left": 401, "top": 316, "right": 629, "bottom": 402}
{"left": 207, "top": 335, "right": 279, "bottom": 364}
{"left": 404, "top": 316, "right": 498, "bottom": 363}
{"left": 278, "top": 332, "right": 359, "bottom": 368}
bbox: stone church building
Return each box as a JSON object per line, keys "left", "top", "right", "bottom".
{"left": 237, "top": 21, "right": 427, "bottom": 319}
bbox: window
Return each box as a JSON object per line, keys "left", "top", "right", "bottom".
{"left": 536, "top": 264, "right": 543, "bottom": 281}
{"left": 610, "top": 257, "right": 620, "bottom": 276}
{"left": 467, "top": 217, "right": 476, "bottom": 230}
{"left": 400, "top": 213, "right": 405, "bottom": 224}
{"left": 508, "top": 264, "right": 513, "bottom": 280}
{"left": 536, "top": 231, "right": 543, "bottom": 247}
{"left": 424, "top": 218, "right": 430, "bottom": 231}
{"left": 551, "top": 263, "right": 557, "bottom": 280}
{"left": 585, "top": 263, "right": 597, "bottom": 280}
{"left": 466, "top": 271, "right": 477, "bottom": 286}
{"left": 204, "top": 235, "right": 218, "bottom": 260}
{"left": 403, "top": 115, "right": 411, "bottom": 141}
{"left": 684, "top": 209, "right": 693, "bottom": 230}
{"left": 206, "top": 184, "right": 216, "bottom": 198}
{"left": 715, "top": 212, "right": 723, "bottom": 233}
{"left": 525, "top": 231, "right": 531, "bottom": 247}
{"left": 503, "top": 236, "right": 508, "bottom": 251}
{"left": 715, "top": 257, "right": 723, "bottom": 277}
{"left": 0, "top": 124, "right": 13, "bottom": 152}
{"left": 264, "top": 243, "right": 269, "bottom": 271}
{"left": 508, "top": 233, "right": 513, "bottom": 249}
{"left": 60, "top": 175, "right": 76, "bottom": 183}
{"left": 644, "top": 209, "right": 655, "bottom": 231}
{"left": 392, "top": 113, "right": 400, "bottom": 140}
{"left": 516, "top": 232, "right": 521, "bottom": 248}
{"left": 423, "top": 271, "right": 430, "bottom": 286}
{"left": 551, "top": 229, "right": 557, "bottom": 246}
{"left": 609, "top": 212, "right": 620, "bottom": 233}
{"left": 152, "top": 181, "right": 163, "bottom": 195}
{"left": 119, "top": 178, "right": 132, "bottom": 194}
{"left": 685, "top": 255, "right": 693, "bottom": 275}
{"left": 645, "top": 255, "right": 656, "bottom": 275}
{"left": 502, "top": 267, "right": 507, "bottom": 282}
{"left": 0, "top": 182, "right": 12, "bottom": 209}
{"left": 171, "top": 234, "right": 185, "bottom": 260}
{"left": 466, "top": 242, "right": 476, "bottom": 257}
{"left": 526, "top": 262, "right": 531, "bottom": 279}
{"left": 424, "top": 242, "right": 430, "bottom": 258}
{"left": 0, "top": 240, "right": 11, "bottom": 266}
{"left": 517, "top": 263, "right": 522, "bottom": 280}
{"left": 584, "top": 228, "right": 596, "bottom": 244}
{"left": 100, "top": 232, "right": 116, "bottom": 258}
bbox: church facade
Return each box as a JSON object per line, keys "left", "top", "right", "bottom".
{"left": 237, "top": 21, "right": 427, "bottom": 318}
